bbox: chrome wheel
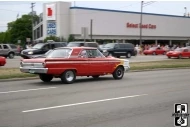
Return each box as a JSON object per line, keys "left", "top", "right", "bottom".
{"left": 61, "top": 70, "right": 76, "bottom": 84}
{"left": 66, "top": 71, "right": 74, "bottom": 82}
{"left": 9, "top": 53, "right": 14, "bottom": 59}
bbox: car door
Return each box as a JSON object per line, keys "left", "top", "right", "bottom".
{"left": 87, "top": 49, "right": 109, "bottom": 75}
{"left": 183, "top": 49, "right": 189, "bottom": 57}
{"left": 2, "top": 45, "right": 9, "bottom": 55}
{"left": 77, "top": 49, "right": 90, "bottom": 75}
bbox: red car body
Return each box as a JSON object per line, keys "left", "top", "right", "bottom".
{"left": 0, "top": 56, "right": 6, "bottom": 66}
{"left": 143, "top": 47, "right": 166, "bottom": 55}
{"left": 20, "top": 47, "right": 130, "bottom": 84}
{"left": 166, "top": 48, "right": 190, "bottom": 59}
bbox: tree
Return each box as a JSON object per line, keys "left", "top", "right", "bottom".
{"left": 44, "top": 36, "right": 61, "bottom": 42}
{"left": 68, "top": 34, "right": 75, "bottom": 42}
{"left": 8, "top": 14, "right": 39, "bottom": 44}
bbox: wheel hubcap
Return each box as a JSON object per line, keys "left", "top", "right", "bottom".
{"left": 117, "top": 69, "right": 123, "bottom": 77}
{"left": 66, "top": 71, "right": 74, "bottom": 82}
{"left": 10, "top": 54, "right": 13, "bottom": 58}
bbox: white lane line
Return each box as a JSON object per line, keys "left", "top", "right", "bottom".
{"left": 0, "top": 87, "right": 57, "bottom": 94}
{"left": 22, "top": 94, "right": 148, "bottom": 113}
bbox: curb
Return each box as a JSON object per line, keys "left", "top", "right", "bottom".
{"left": 0, "top": 67, "right": 190, "bottom": 82}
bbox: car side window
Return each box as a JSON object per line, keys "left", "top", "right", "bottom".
{"left": 114, "top": 44, "right": 119, "bottom": 49}
{"left": 0, "top": 45, "right": 2, "bottom": 49}
{"left": 3, "top": 45, "right": 8, "bottom": 49}
{"left": 43, "top": 44, "right": 50, "bottom": 50}
{"left": 79, "top": 50, "right": 88, "bottom": 58}
{"left": 86, "top": 49, "right": 103, "bottom": 58}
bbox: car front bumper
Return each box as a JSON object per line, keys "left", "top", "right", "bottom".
{"left": 20, "top": 67, "right": 48, "bottom": 74}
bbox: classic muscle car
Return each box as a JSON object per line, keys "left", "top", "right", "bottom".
{"left": 0, "top": 56, "right": 6, "bottom": 66}
{"left": 20, "top": 47, "right": 130, "bottom": 84}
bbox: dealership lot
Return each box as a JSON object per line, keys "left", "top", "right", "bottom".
{"left": 1, "top": 55, "right": 169, "bottom": 68}
{"left": 0, "top": 69, "right": 189, "bottom": 126}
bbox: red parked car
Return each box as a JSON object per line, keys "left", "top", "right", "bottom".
{"left": 0, "top": 56, "right": 6, "bottom": 66}
{"left": 143, "top": 47, "right": 166, "bottom": 55}
{"left": 20, "top": 47, "right": 130, "bottom": 84}
{"left": 166, "top": 47, "right": 190, "bottom": 59}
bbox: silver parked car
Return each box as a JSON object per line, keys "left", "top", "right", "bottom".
{"left": 0, "top": 44, "right": 19, "bottom": 59}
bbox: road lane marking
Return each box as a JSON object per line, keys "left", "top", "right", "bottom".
{"left": 22, "top": 94, "right": 148, "bottom": 113}
{"left": 0, "top": 87, "right": 57, "bottom": 94}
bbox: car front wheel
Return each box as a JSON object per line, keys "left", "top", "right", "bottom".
{"left": 8, "top": 53, "right": 14, "bottom": 59}
{"left": 112, "top": 66, "right": 124, "bottom": 80}
{"left": 61, "top": 70, "right": 76, "bottom": 84}
{"left": 126, "top": 52, "right": 131, "bottom": 58}
{"left": 39, "top": 74, "right": 53, "bottom": 82}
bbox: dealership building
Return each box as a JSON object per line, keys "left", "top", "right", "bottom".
{"left": 33, "top": 1, "right": 190, "bottom": 45}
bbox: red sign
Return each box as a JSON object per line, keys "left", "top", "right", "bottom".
{"left": 47, "top": 8, "right": 53, "bottom": 16}
{"left": 126, "top": 22, "right": 156, "bottom": 29}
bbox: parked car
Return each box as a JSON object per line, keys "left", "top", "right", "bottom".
{"left": 0, "top": 56, "right": 6, "bottom": 66}
{"left": 143, "top": 47, "right": 167, "bottom": 55}
{"left": 166, "top": 47, "right": 190, "bottom": 59}
{"left": 20, "top": 42, "right": 67, "bottom": 59}
{"left": 20, "top": 47, "right": 130, "bottom": 84}
{"left": 0, "top": 44, "right": 20, "bottom": 59}
{"left": 101, "top": 43, "right": 137, "bottom": 58}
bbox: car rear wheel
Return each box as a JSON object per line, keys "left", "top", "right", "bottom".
{"left": 39, "top": 74, "right": 53, "bottom": 82}
{"left": 8, "top": 53, "right": 14, "bottom": 59}
{"left": 126, "top": 52, "right": 131, "bottom": 58}
{"left": 112, "top": 66, "right": 124, "bottom": 80}
{"left": 61, "top": 70, "right": 76, "bottom": 84}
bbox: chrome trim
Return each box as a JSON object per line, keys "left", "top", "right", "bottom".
{"left": 20, "top": 67, "right": 48, "bottom": 74}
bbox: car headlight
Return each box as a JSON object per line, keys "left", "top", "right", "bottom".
{"left": 28, "top": 51, "right": 33, "bottom": 55}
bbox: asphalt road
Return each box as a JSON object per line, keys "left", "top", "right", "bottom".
{"left": 0, "top": 69, "right": 189, "bottom": 127}
{"left": 2, "top": 55, "right": 169, "bottom": 68}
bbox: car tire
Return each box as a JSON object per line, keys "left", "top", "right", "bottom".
{"left": 61, "top": 70, "right": 76, "bottom": 84}
{"left": 168, "top": 56, "right": 171, "bottom": 59}
{"left": 39, "top": 74, "right": 53, "bottom": 82}
{"left": 178, "top": 54, "right": 182, "bottom": 59}
{"left": 126, "top": 52, "right": 131, "bottom": 58}
{"left": 8, "top": 52, "right": 14, "bottom": 59}
{"left": 112, "top": 66, "right": 124, "bottom": 80}
{"left": 163, "top": 52, "right": 166, "bottom": 55}
{"left": 152, "top": 52, "right": 156, "bottom": 55}
{"left": 92, "top": 75, "right": 100, "bottom": 79}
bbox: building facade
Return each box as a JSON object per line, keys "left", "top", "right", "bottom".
{"left": 34, "top": 1, "right": 190, "bottom": 45}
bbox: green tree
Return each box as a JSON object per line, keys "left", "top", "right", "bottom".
{"left": 8, "top": 14, "right": 39, "bottom": 44}
{"left": 68, "top": 34, "right": 75, "bottom": 42}
{"left": 44, "top": 36, "right": 61, "bottom": 42}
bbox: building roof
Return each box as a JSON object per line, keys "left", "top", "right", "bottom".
{"left": 70, "top": 6, "right": 190, "bottom": 19}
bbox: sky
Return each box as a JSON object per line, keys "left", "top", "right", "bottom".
{"left": 0, "top": 0, "right": 190, "bottom": 32}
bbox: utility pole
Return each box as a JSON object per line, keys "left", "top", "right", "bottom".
{"left": 90, "top": 19, "right": 93, "bottom": 41}
{"left": 139, "top": 1, "right": 143, "bottom": 46}
{"left": 184, "top": 7, "right": 187, "bottom": 16}
{"left": 31, "top": 2, "right": 35, "bottom": 44}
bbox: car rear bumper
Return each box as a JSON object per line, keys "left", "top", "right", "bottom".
{"left": 20, "top": 67, "right": 48, "bottom": 74}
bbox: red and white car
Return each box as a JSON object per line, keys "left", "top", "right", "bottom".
{"left": 0, "top": 56, "right": 6, "bottom": 66}
{"left": 166, "top": 47, "right": 190, "bottom": 59}
{"left": 143, "top": 47, "right": 167, "bottom": 55}
{"left": 20, "top": 47, "right": 130, "bottom": 84}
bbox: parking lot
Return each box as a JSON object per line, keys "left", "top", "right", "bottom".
{"left": 2, "top": 55, "right": 169, "bottom": 68}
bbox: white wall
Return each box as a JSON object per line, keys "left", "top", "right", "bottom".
{"left": 70, "top": 8, "right": 190, "bottom": 38}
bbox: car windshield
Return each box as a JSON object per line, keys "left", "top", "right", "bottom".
{"left": 174, "top": 48, "right": 183, "bottom": 52}
{"left": 67, "top": 42, "right": 82, "bottom": 47}
{"left": 149, "top": 47, "right": 157, "bottom": 50}
{"left": 46, "top": 49, "right": 72, "bottom": 58}
{"left": 32, "top": 43, "right": 44, "bottom": 49}
{"left": 103, "top": 43, "right": 115, "bottom": 48}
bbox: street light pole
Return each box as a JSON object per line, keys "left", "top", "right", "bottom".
{"left": 31, "top": 3, "right": 35, "bottom": 44}
{"left": 139, "top": 1, "right": 143, "bottom": 46}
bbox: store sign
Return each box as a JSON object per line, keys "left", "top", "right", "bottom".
{"left": 47, "top": 22, "right": 56, "bottom": 35}
{"left": 46, "top": 4, "right": 56, "bottom": 20}
{"left": 126, "top": 22, "right": 156, "bottom": 29}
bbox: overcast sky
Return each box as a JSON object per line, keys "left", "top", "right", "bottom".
{"left": 0, "top": 1, "right": 190, "bottom": 32}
